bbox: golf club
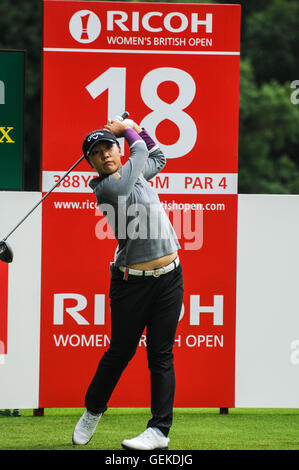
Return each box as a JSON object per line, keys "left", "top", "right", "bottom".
{"left": 0, "top": 111, "right": 129, "bottom": 263}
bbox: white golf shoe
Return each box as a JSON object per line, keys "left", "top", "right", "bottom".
{"left": 122, "top": 427, "right": 170, "bottom": 450}
{"left": 72, "top": 410, "right": 102, "bottom": 445}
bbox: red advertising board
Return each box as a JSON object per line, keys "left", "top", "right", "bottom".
{"left": 40, "top": 1, "right": 240, "bottom": 408}
{"left": 0, "top": 262, "right": 8, "bottom": 360}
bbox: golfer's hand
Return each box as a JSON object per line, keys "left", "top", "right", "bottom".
{"left": 118, "top": 119, "right": 142, "bottom": 134}
{"left": 132, "top": 121, "right": 142, "bottom": 134}
{"left": 104, "top": 120, "right": 129, "bottom": 137}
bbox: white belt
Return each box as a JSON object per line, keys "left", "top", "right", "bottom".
{"left": 119, "top": 256, "right": 180, "bottom": 278}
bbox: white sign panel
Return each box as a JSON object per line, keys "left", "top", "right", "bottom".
{"left": 235, "top": 195, "right": 299, "bottom": 407}
{"left": 0, "top": 192, "right": 41, "bottom": 408}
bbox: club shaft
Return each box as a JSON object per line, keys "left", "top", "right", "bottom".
{"left": 3, "top": 155, "right": 85, "bottom": 241}
{"left": 3, "top": 111, "right": 129, "bottom": 242}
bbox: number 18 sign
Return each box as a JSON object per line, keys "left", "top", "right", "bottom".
{"left": 39, "top": 0, "right": 240, "bottom": 409}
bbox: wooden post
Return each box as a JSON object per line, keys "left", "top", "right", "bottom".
{"left": 33, "top": 408, "right": 44, "bottom": 417}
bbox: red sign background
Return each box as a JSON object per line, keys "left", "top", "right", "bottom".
{"left": 0, "top": 263, "right": 8, "bottom": 356}
{"left": 40, "top": 1, "right": 240, "bottom": 408}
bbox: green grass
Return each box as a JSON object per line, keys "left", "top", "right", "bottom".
{"left": 1, "top": 408, "right": 299, "bottom": 450}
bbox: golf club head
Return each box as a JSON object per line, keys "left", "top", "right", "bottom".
{"left": 0, "top": 240, "right": 13, "bottom": 263}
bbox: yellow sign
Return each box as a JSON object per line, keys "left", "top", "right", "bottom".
{"left": 0, "top": 126, "right": 15, "bottom": 143}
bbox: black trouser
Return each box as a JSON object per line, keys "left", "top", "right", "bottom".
{"left": 85, "top": 262, "right": 184, "bottom": 436}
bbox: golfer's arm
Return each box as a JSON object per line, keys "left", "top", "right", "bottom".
{"left": 138, "top": 129, "right": 166, "bottom": 181}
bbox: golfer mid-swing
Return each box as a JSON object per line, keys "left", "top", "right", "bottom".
{"left": 73, "top": 117, "right": 184, "bottom": 450}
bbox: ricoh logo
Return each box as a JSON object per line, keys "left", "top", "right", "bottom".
{"left": 53, "top": 293, "right": 223, "bottom": 326}
{"left": 106, "top": 11, "right": 213, "bottom": 34}
{"left": 69, "top": 9, "right": 212, "bottom": 43}
{"left": 69, "top": 10, "right": 101, "bottom": 43}
{"left": 52, "top": 293, "right": 224, "bottom": 349}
